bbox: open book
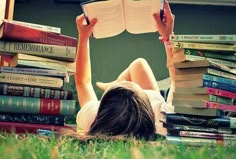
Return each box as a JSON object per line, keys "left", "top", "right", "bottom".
{"left": 81, "top": 0, "right": 163, "bottom": 39}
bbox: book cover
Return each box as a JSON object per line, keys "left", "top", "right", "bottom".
{"left": 80, "top": 0, "right": 161, "bottom": 38}
{"left": 181, "top": 48, "right": 236, "bottom": 61}
{"left": 163, "top": 113, "right": 236, "bottom": 128}
{"left": 0, "top": 121, "right": 76, "bottom": 134}
{"left": 170, "top": 34, "right": 236, "bottom": 44}
{"left": 0, "top": 112, "right": 65, "bottom": 126}
{"left": 0, "top": 20, "right": 77, "bottom": 47}
{"left": 203, "top": 74, "right": 236, "bottom": 87}
{"left": 10, "top": 53, "right": 76, "bottom": 73}
{"left": 175, "top": 74, "right": 236, "bottom": 89}
{"left": 173, "top": 53, "right": 236, "bottom": 68}
{"left": 207, "top": 87, "right": 236, "bottom": 99}
{"left": 0, "top": 95, "right": 76, "bottom": 115}
{"left": 0, "top": 72, "right": 64, "bottom": 89}
{"left": 163, "top": 122, "right": 235, "bottom": 134}
{"left": 173, "top": 41, "right": 236, "bottom": 52}
{"left": 204, "top": 101, "right": 236, "bottom": 112}
{"left": 0, "top": 40, "right": 76, "bottom": 62}
{"left": 203, "top": 80, "right": 236, "bottom": 93}
{"left": 0, "top": 83, "right": 73, "bottom": 100}
{"left": 4, "top": 19, "right": 61, "bottom": 34}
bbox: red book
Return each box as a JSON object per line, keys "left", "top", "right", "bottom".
{"left": 0, "top": 20, "right": 77, "bottom": 47}
{"left": 0, "top": 121, "right": 76, "bottom": 134}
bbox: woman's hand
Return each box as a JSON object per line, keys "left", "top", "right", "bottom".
{"left": 76, "top": 14, "right": 97, "bottom": 42}
{"left": 153, "top": 1, "right": 175, "bottom": 39}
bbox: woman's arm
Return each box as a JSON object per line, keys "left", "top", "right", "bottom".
{"left": 153, "top": 0, "right": 175, "bottom": 85}
{"left": 153, "top": 1, "right": 175, "bottom": 104}
{"left": 75, "top": 15, "right": 98, "bottom": 107}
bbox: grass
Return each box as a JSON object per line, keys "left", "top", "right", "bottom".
{"left": 0, "top": 133, "right": 236, "bottom": 159}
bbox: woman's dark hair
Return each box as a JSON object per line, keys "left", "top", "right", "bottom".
{"left": 88, "top": 82, "right": 156, "bottom": 140}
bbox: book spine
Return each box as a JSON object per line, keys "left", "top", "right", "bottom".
{"left": 203, "top": 74, "right": 236, "bottom": 87}
{"left": 0, "top": 95, "right": 76, "bottom": 115}
{"left": 208, "top": 68, "right": 236, "bottom": 80}
{"left": 0, "top": 41, "right": 76, "bottom": 61}
{"left": 184, "top": 49, "right": 236, "bottom": 61}
{"left": 0, "top": 112, "right": 65, "bottom": 126}
{"left": 174, "top": 41, "right": 236, "bottom": 52}
{"left": 171, "top": 35, "right": 236, "bottom": 44}
{"left": 2, "top": 22, "right": 77, "bottom": 47}
{"left": 203, "top": 80, "right": 236, "bottom": 93}
{"left": 165, "top": 114, "right": 234, "bottom": 128}
{"left": 0, "top": 121, "right": 76, "bottom": 134}
{"left": 170, "top": 130, "right": 236, "bottom": 140}
{"left": 0, "top": 72, "right": 64, "bottom": 89}
{"left": 11, "top": 59, "right": 75, "bottom": 73}
{"left": 183, "top": 54, "right": 236, "bottom": 68}
{"left": 163, "top": 123, "right": 234, "bottom": 134}
{"left": 166, "top": 136, "right": 235, "bottom": 147}
{"left": 209, "top": 94, "right": 236, "bottom": 105}
{"left": 5, "top": 19, "right": 61, "bottom": 34}
{"left": 0, "top": 83, "right": 73, "bottom": 100}
{"left": 204, "top": 101, "right": 236, "bottom": 112}
{"left": 0, "top": 67, "right": 68, "bottom": 79}
{"left": 207, "top": 87, "right": 236, "bottom": 99}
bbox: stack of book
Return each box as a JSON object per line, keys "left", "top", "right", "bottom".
{"left": 0, "top": 19, "right": 78, "bottom": 134}
{"left": 163, "top": 34, "right": 236, "bottom": 146}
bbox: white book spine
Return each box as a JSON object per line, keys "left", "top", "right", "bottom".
{"left": 0, "top": 41, "right": 76, "bottom": 61}
{"left": 0, "top": 72, "right": 63, "bottom": 88}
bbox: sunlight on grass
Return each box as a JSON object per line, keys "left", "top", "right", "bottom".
{"left": 0, "top": 133, "right": 235, "bottom": 159}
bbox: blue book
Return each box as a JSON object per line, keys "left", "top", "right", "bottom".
{"left": 203, "top": 80, "right": 236, "bottom": 93}
{"left": 203, "top": 74, "right": 236, "bottom": 87}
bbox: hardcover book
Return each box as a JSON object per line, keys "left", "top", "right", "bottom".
{"left": 0, "top": 95, "right": 76, "bottom": 116}
{"left": 170, "top": 34, "right": 236, "bottom": 44}
{"left": 4, "top": 19, "right": 61, "bottom": 34}
{"left": 0, "top": 20, "right": 77, "bottom": 47}
{"left": 0, "top": 121, "right": 76, "bottom": 134}
{"left": 0, "top": 40, "right": 76, "bottom": 62}
{"left": 0, "top": 112, "right": 65, "bottom": 126}
{"left": 0, "top": 66, "right": 69, "bottom": 80}
{"left": 0, "top": 72, "right": 64, "bottom": 89}
{"left": 81, "top": 0, "right": 162, "bottom": 39}
{"left": 0, "top": 83, "right": 73, "bottom": 100}
{"left": 10, "top": 53, "right": 76, "bottom": 74}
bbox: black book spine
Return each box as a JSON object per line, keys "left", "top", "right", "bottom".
{"left": 165, "top": 114, "right": 232, "bottom": 128}
{"left": 0, "top": 112, "right": 65, "bottom": 126}
{"left": 0, "top": 83, "right": 73, "bottom": 100}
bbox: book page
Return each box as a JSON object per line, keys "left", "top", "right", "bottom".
{"left": 82, "top": 0, "right": 126, "bottom": 39}
{"left": 0, "top": 0, "right": 7, "bottom": 21}
{"left": 124, "top": 0, "right": 160, "bottom": 34}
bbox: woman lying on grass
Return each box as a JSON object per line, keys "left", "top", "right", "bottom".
{"left": 75, "top": 1, "right": 175, "bottom": 140}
